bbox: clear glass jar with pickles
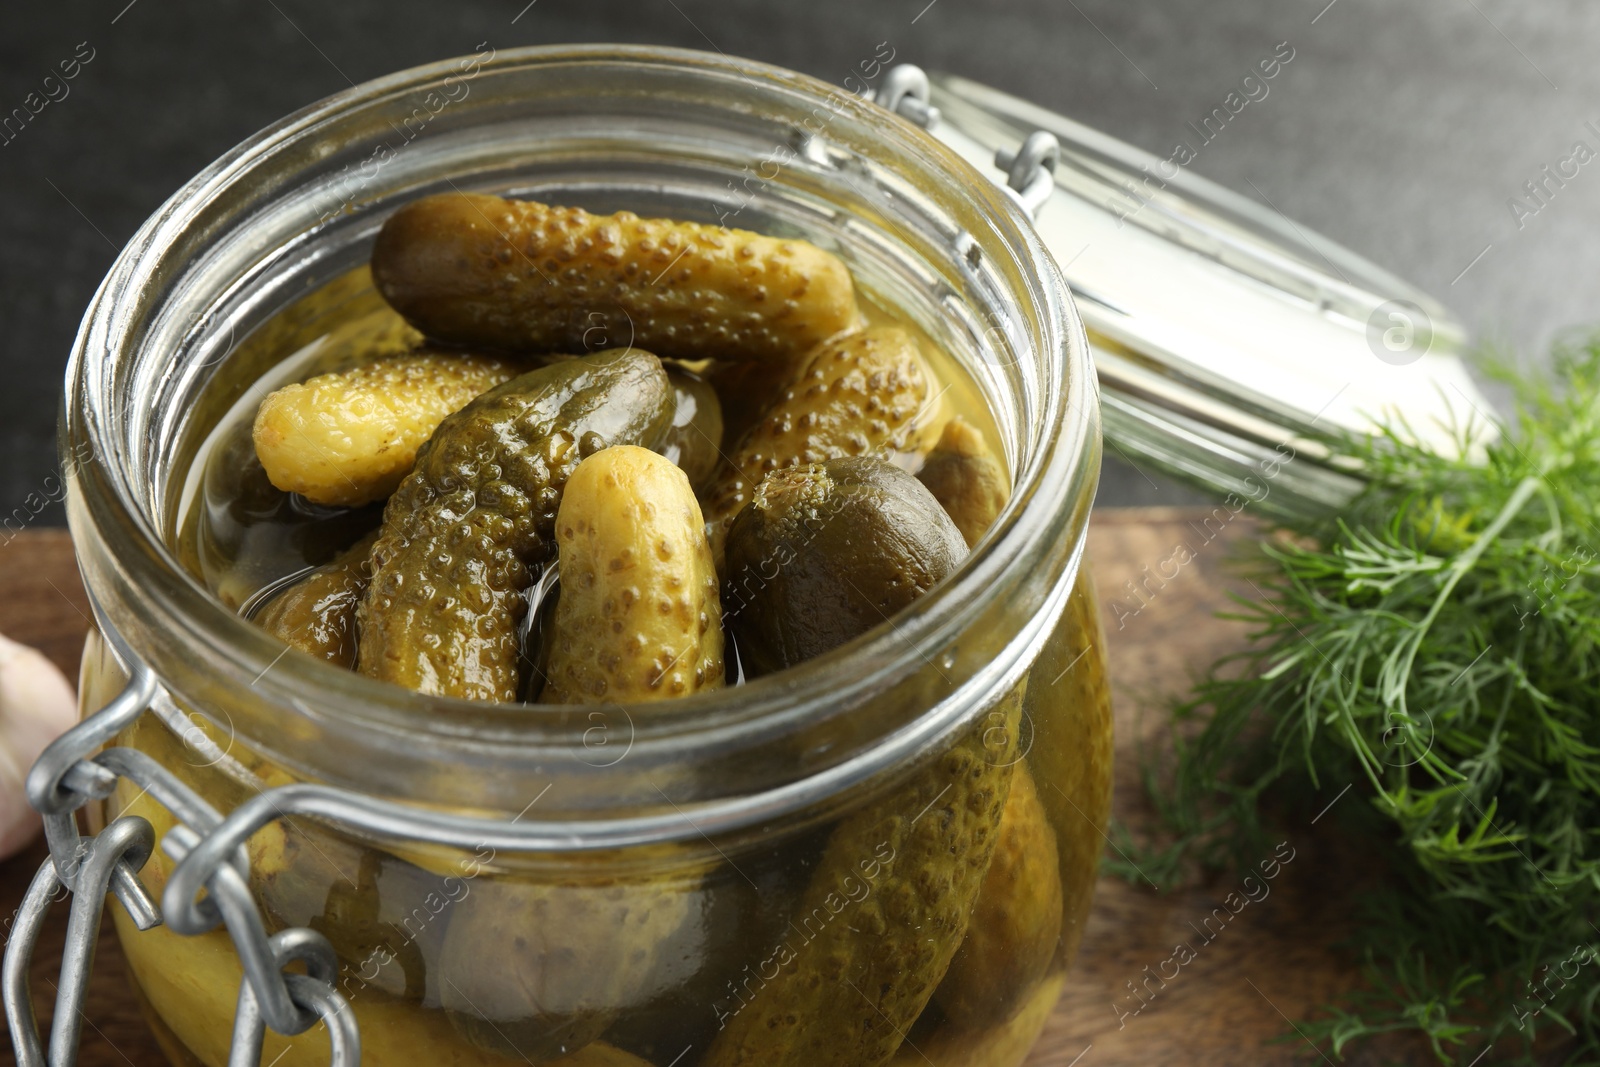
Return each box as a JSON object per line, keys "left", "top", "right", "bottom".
{"left": 61, "top": 46, "right": 1107, "bottom": 1067}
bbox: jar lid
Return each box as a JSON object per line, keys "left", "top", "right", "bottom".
{"left": 902, "top": 70, "right": 1493, "bottom": 517}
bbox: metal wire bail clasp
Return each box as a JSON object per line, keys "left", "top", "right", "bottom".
{"left": 872, "top": 64, "right": 941, "bottom": 129}
{"left": 4, "top": 650, "right": 360, "bottom": 1067}
{"left": 5, "top": 664, "right": 162, "bottom": 1067}
{"left": 4, "top": 815, "right": 156, "bottom": 1067}
{"left": 997, "top": 131, "right": 1061, "bottom": 219}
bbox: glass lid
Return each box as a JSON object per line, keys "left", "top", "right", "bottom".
{"left": 901, "top": 69, "right": 1494, "bottom": 518}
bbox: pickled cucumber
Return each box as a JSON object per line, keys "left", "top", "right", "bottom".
{"left": 253, "top": 349, "right": 522, "bottom": 506}
{"left": 662, "top": 370, "right": 724, "bottom": 490}
{"left": 722, "top": 456, "right": 968, "bottom": 675}
{"left": 542, "top": 446, "right": 723, "bottom": 703}
{"left": 556, "top": 1046, "right": 655, "bottom": 1067}
{"left": 706, "top": 353, "right": 798, "bottom": 444}
{"left": 916, "top": 416, "right": 1010, "bottom": 548}
{"left": 890, "top": 973, "right": 1064, "bottom": 1067}
{"left": 604, "top": 832, "right": 825, "bottom": 1064}
{"left": 185, "top": 416, "right": 383, "bottom": 610}
{"left": 358, "top": 350, "right": 675, "bottom": 702}
{"left": 246, "top": 815, "right": 445, "bottom": 1003}
{"left": 703, "top": 688, "right": 1022, "bottom": 1067}
{"left": 933, "top": 767, "right": 1063, "bottom": 1029}
{"left": 255, "top": 532, "right": 377, "bottom": 668}
{"left": 1027, "top": 575, "right": 1114, "bottom": 971}
{"left": 438, "top": 871, "right": 697, "bottom": 1063}
{"left": 371, "top": 192, "right": 863, "bottom": 363}
{"left": 703, "top": 327, "right": 936, "bottom": 560}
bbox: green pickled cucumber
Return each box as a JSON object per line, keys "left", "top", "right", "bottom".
{"left": 722, "top": 456, "right": 968, "bottom": 675}
{"left": 438, "top": 870, "right": 699, "bottom": 1063}
{"left": 663, "top": 370, "right": 725, "bottom": 491}
{"left": 706, "top": 456, "right": 1007, "bottom": 1066}
{"left": 604, "top": 830, "right": 826, "bottom": 1064}
{"left": 358, "top": 350, "right": 675, "bottom": 701}
{"left": 933, "top": 767, "right": 1063, "bottom": 1029}
{"left": 371, "top": 193, "right": 863, "bottom": 364}
{"left": 916, "top": 416, "right": 1011, "bottom": 549}
{"left": 703, "top": 327, "right": 937, "bottom": 563}
{"left": 255, "top": 531, "right": 377, "bottom": 668}
{"left": 703, "top": 688, "right": 1022, "bottom": 1067}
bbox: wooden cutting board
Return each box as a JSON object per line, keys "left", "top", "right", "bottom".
{"left": 0, "top": 515, "right": 1419, "bottom": 1067}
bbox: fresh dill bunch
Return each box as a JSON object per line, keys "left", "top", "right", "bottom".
{"left": 1121, "top": 334, "right": 1600, "bottom": 1064}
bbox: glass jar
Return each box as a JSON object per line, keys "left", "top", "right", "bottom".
{"left": 61, "top": 45, "right": 1106, "bottom": 1067}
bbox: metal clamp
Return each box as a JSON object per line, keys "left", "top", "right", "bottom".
{"left": 996, "top": 131, "right": 1061, "bottom": 219}
{"left": 3, "top": 669, "right": 362, "bottom": 1066}
{"left": 4, "top": 816, "right": 154, "bottom": 1067}
{"left": 228, "top": 928, "right": 356, "bottom": 1067}
{"left": 872, "top": 64, "right": 1054, "bottom": 218}
{"left": 872, "top": 64, "right": 940, "bottom": 129}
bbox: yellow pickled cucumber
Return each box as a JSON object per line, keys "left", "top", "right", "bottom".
{"left": 916, "top": 416, "right": 1011, "bottom": 548}
{"left": 253, "top": 349, "right": 521, "bottom": 506}
{"left": 703, "top": 327, "right": 937, "bottom": 558}
{"left": 703, "top": 688, "right": 1022, "bottom": 1067}
{"left": 255, "top": 532, "right": 377, "bottom": 668}
{"left": 372, "top": 192, "right": 863, "bottom": 363}
{"left": 541, "top": 446, "right": 723, "bottom": 703}
{"left": 438, "top": 872, "right": 697, "bottom": 1063}
{"left": 890, "top": 973, "right": 1064, "bottom": 1067}
{"left": 933, "top": 767, "right": 1063, "bottom": 1029}
{"left": 358, "top": 350, "right": 675, "bottom": 702}
{"left": 663, "top": 370, "right": 725, "bottom": 490}
{"left": 1027, "top": 573, "right": 1114, "bottom": 971}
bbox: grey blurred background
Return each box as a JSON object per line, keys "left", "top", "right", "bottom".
{"left": 3, "top": 0, "right": 1597, "bottom": 524}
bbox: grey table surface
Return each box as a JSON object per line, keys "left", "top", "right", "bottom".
{"left": 3, "top": 0, "right": 1598, "bottom": 522}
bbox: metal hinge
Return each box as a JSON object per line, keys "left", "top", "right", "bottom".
{"left": 872, "top": 64, "right": 1058, "bottom": 219}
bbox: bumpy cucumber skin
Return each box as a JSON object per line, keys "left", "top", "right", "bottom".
{"left": 706, "top": 453, "right": 997, "bottom": 1066}
{"left": 723, "top": 457, "right": 968, "bottom": 675}
{"left": 541, "top": 446, "right": 724, "bottom": 703}
{"left": 916, "top": 416, "right": 1011, "bottom": 549}
{"left": 704, "top": 327, "right": 934, "bottom": 560}
{"left": 933, "top": 767, "right": 1063, "bottom": 1029}
{"left": 255, "top": 532, "right": 377, "bottom": 669}
{"left": 372, "top": 193, "right": 863, "bottom": 363}
{"left": 663, "top": 370, "right": 725, "bottom": 491}
{"left": 703, "top": 689, "right": 1022, "bottom": 1067}
{"left": 358, "top": 350, "right": 674, "bottom": 702}
{"left": 253, "top": 350, "right": 520, "bottom": 506}
{"left": 1027, "top": 575, "right": 1115, "bottom": 973}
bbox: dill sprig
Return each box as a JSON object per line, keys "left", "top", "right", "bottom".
{"left": 1118, "top": 335, "right": 1600, "bottom": 1064}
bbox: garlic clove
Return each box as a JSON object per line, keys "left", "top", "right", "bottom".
{"left": 0, "top": 632, "right": 78, "bottom": 861}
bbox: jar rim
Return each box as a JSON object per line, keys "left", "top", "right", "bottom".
{"left": 64, "top": 44, "right": 1099, "bottom": 826}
